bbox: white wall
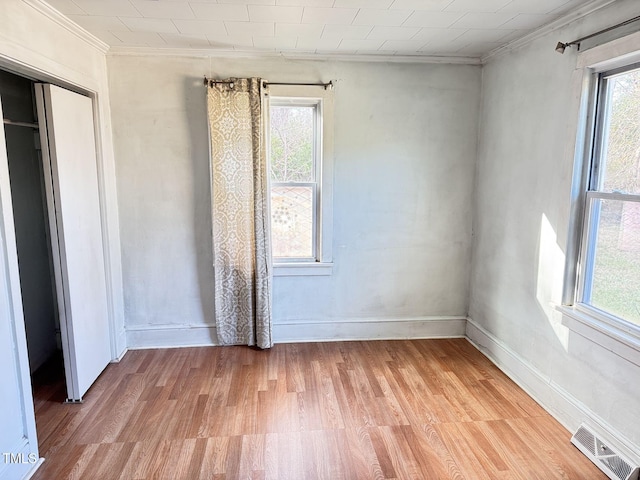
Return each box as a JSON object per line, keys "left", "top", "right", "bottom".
{"left": 469, "top": 0, "right": 640, "bottom": 455}
{"left": 0, "top": 1, "right": 124, "bottom": 478}
{"left": 107, "top": 55, "right": 480, "bottom": 347}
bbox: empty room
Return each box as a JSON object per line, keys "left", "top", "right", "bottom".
{"left": 1, "top": 0, "right": 639, "bottom": 478}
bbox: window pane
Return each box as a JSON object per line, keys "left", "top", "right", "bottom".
{"left": 271, "top": 186, "right": 313, "bottom": 258}
{"left": 587, "top": 198, "right": 640, "bottom": 325}
{"left": 270, "top": 106, "right": 314, "bottom": 182}
{"left": 599, "top": 69, "right": 640, "bottom": 195}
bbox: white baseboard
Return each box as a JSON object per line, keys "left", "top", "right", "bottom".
{"left": 466, "top": 317, "right": 640, "bottom": 465}
{"left": 111, "top": 347, "right": 128, "bottom": 363}
{"left": 125, "top": 316, "right": 467, "bottom": 349}
{"left": 274, "top": 316, "right": 467, "bottom": 343}
{"left": 126, "top": 323, "right": 218, "bottom": 349}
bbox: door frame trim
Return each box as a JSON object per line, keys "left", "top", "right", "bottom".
{"left": 0, "top": 55, "right": 124, "bottom": 362}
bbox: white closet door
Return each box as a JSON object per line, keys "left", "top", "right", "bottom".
{"left": 35, "top": 84, "right": 111, "bottom": 401}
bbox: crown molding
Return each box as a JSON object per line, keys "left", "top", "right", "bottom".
{"left": 107, "top": 45, "right": 482, "bottom": 65}
{"left": 18, "top": 0, "right": 621, "bottom": 67}
{"left": 481, "top": 0, "right": 618, "bottom": 64}
{"left": 283, "top": 51, "right": 481, "bottom": 65}
{"left": 23, "top": 0, "right": 109, "bottom": 54}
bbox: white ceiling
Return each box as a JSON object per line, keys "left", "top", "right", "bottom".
{"left": 44, "top": 0, "right": 591, "bottom": 58}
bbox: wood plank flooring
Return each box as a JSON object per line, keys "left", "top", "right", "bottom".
{"left": 30, "top": 339, "right": 604, "bottom": 479}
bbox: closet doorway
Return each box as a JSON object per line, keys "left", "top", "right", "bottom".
{"left": 0, "top": 69, "right": 111, "bottom": 404}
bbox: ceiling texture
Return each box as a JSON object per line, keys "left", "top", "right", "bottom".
{"left": 43, "top": 0, "right": 592, "bottom": 58}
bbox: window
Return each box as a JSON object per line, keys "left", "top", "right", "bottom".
{"left": 577, "top": 64, "right": 640, "bottom": 328}
{"left": 269, "top": 100, "right": 318, "bottom": 260}
{"left": 267, "top": 85, "right": 333, "bottom": 275}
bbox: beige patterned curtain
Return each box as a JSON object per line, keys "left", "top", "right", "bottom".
{"left": 207, "top": 78, "right": 273, "bottom": 349}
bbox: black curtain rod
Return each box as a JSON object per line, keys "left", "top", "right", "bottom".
{"left": 203, "top": 77, "right": 333, "bottom": 90}
{"left": 556, "top": 15, "right": 640, "bottom": 53}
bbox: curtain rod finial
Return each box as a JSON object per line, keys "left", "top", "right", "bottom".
{"left": 555, "top": 41, "right": 567, "bottom": 54}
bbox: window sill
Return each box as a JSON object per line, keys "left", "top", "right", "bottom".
{"left": 557, "top": 304, "right": 640, "bottom": 367}
{"left": 273, "top": 262, "right": 333, "bottom": 277}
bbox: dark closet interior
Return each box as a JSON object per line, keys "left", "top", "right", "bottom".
{"left": 0, "top": 69, "right": 61, "bottom": 375}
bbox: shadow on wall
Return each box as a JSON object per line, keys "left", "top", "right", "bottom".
{"left": 184, "top": 75, "right": 217, "bottom": 344}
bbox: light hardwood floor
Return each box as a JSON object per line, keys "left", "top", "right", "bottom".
{"left": 30, "top": 339, "right": 605, "bottom": 479}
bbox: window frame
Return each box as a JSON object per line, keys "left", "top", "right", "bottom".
{"left": 266, "top": 84, "right": 334, "bottom": 276}
{"left": 560, "top": 33, "right": 640, "bottom": 362}
{"left": 576, "top": 64, "right": 640, "bottom": 321}
{"left": 269, "top": 98, "right": 320, "bottom": 263}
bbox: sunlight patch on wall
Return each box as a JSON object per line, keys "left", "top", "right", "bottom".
{"left": 537, "top": 213, "right": 570, "bottom": 351}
